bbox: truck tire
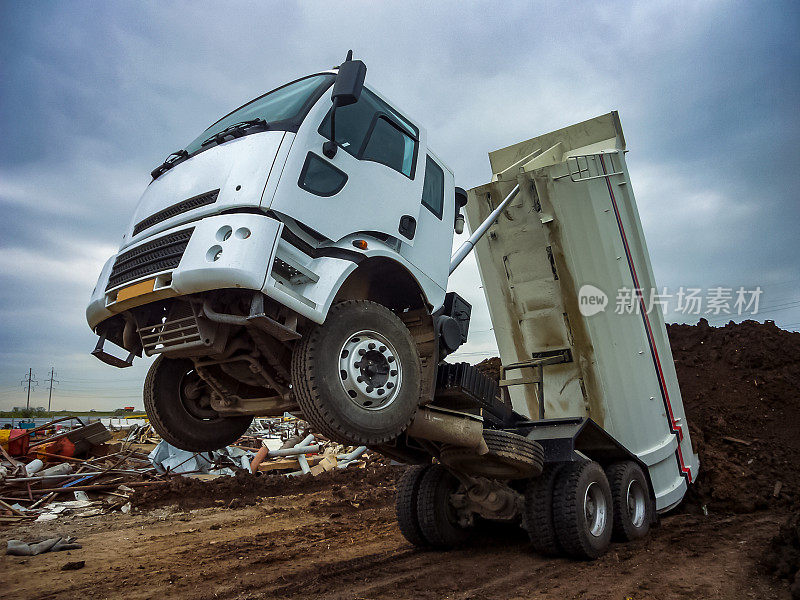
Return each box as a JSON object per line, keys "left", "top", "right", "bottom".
{"left": 395, "top": 464, "right": 431, "bottom": 547}
{"left": 522, "top": 464, "right": 564, "bottom": 556}
{"left": 552, "top": 461, "right": 613, "bottom": 560}
{"left": 440, "top": 430, "right": 544, "bottom": 479}
{"left": 416, "top": 464, "right": 470, "bottom": 548}
{"left": 605, "top": 461, "right": 652, "bottom": 541}
{"left": 291, "top": 300, "right": 421, "bottom": 445}
{"left": 144, "top": 356, "right": 253, "bottom": 452}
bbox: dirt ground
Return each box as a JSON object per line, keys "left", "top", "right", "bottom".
{"left": 0, "top": 469, "right": 790, "bottom": 600}
{"left": 2, "top": 319, "right": 798, "bottom": 599}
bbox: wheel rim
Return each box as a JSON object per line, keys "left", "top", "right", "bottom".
{"left": 584, "top": 481, "right": 608, "bottom": 537}
{"left": 338, "top": 330, "right": 402, "bottom": 410}
{"left": 626, "top": 479, "right": 647, "bottom": 528}
{"left": 177, "top": 369, "right": 217, "bottom": 420}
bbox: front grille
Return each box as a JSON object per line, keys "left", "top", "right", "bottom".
{"left": 132, "top": 189, "right": 219, "bottom": 236}
{"left": 107, "top": 228, "right": 193, "bottom": 290}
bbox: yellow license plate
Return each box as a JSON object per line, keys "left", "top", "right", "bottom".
{"left": 117, "top": 278, "right": 156, "bottom": 302}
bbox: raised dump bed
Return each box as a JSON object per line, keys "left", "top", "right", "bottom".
{"left": 464, "top": 112, "right": 699, "bottom": 511}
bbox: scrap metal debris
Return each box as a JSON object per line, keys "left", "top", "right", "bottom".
{"left": 0, "top": 414, "right": 375, "bottom": 527}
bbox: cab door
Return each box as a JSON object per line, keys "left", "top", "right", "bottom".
{"left": 270, "top": 87, "right": 424, "bottom": 245}
{"left": 399, "top": 154, "right": 455, "bottom": 291}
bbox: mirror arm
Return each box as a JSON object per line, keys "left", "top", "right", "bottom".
{"left": 323, "top": 97, "right": 339, "bottom": 158}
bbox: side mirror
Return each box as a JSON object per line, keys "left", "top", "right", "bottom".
{"left": 454, "top": 187, "right": 468, "bottom": 234}
{"left": 332, "top": 55, "right": 366, "bottom": 107}
{"left": 323, "top": 50, "right": 367, "bottom": 159}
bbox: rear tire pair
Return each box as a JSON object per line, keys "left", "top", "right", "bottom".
{"left": 396, "top": 464, "right": 470, "bottom": 549}
{"left": 523, "top": 460, "right": 652, "bottom": 559}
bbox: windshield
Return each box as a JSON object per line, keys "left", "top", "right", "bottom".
{"left": 183, "top": 74, "right": 334, "bottom": 155}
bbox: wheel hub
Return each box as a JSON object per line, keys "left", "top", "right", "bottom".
{"left": 584, "top": 481, "right": 608, "bottom": 537}
{"left": 178, "top": 370, "right": 217, "bottom": 420}
{"left": 626, "top": 479, "right": 647, "bottom": 528}
{"left": 339, "top": 330, "right": 402, "bottom": 410}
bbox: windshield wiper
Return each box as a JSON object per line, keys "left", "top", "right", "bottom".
{"left": 200, "top": 118, "right": 270, "bottom": 148}
{"left": 151, "top": 149, "right": 189, "bottom": 180}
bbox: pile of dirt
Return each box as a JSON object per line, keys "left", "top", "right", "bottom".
{"left": 132, "top": 462, "right": 399, "bottom": 511}
{"left": 764, "top": 512, "right": 800, "bottom": 599}
{"left": 475, "top": 356, "right": 502, "bottom": 382}
{"left": 475, "top": 320, "right": 800, "bottom": 514}
{"left": 668, "top": 319, "right": 800, "bottom": 514}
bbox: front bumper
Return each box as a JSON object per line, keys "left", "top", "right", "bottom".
{"left": 87, "top": 212, "right": 363, "bottom": 332}
{"left": 87, "top": 213, "right": 283, "bottom": 329}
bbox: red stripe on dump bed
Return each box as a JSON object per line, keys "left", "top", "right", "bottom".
{"left": 598, "top": 154, "right": 692, "bottom": 483}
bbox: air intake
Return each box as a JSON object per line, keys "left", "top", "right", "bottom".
{"left": 132, "top": 189, "right": 219, "bottom": 236}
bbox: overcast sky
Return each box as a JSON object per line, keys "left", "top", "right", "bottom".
{"left": 1, "top": 1, "right": 798, "bottom": 411}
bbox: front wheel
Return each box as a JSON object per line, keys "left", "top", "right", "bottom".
{"left": 291, "top": 300, "right": 422, "bottom": 445}
{"left": 144, "top": 356, "right": 253, "bottom": 452}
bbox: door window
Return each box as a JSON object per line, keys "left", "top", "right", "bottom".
{"left": 319, "top": 89, "right": 418, "bottom": 178}
{"left": 421, "top": 156, "right": 444, "bottom": 219}
{"left": 298, "top": 153, "right": 348, "bottom": 197}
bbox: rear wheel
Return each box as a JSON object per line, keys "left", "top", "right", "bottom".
{"left": 144, "top": 356, "right": 253, "bottom": 451}
{"left": 395, "top": 464, "right": 431, "bottom": 547}
{"left": 552, "top": 461, "right": 613, "bottom": 560}
{"left": 522, "top": 464, "right": 564, "bottom": 556}
{"left": 416, "top": 465, "right": 471, "bottom": 548}
{"left": 605, "top": 461, "right": 653, "bottom": 541}
{"left": 291, "top": 300, "right": 421, "bottom": 445}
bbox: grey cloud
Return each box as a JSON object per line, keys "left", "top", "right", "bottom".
{"left": 1, "top": 1, "right": 797, "bottom": 409}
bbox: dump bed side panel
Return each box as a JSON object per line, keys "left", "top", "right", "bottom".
{"left": 465, "top": 112, "right": 698, "bottom": 511}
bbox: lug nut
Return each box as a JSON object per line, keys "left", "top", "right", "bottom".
{"left": 358, "top": 349, "right": 366, "bottom": 356}
{"left": 357, "top": 376, "right": 363, "bottom": 383}
{"left": 386, "top": 382, "right": 394, "bottom": 389}
{"left": 377, "top": 388, "right": 385, "bottom": 395}
{"left": 368, "top": 343, "right": 376, "bottom": 350}
{"left": 379, "top": 345, "right": 386, "bottom": 352}
{"left": 390, "top": 370, "right": 397, "bottom": 376}
{"left": 387, "top": 356, "right": 395, "bottom": 363}
{"left": 366, "top": 386, "right": 373, "bottom": 393}
{"left": 354, "top": 361, "right": 361, "bottom": 368}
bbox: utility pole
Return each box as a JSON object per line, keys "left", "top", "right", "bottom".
{"left": 21, "top": 369, "right": 38, "bottom": 410}
{"left": 46, "top": 368, "right": 59, "bottom": 413}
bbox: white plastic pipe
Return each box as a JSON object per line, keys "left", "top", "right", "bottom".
{"left": 296, "top": 434, "right": 316, "bottom": 447}
{"left": 266, "top": 444, "right": 320, "bottom": 457}
{"left": 449, "top": 184, "right": 520, "bottom": 275}
{"left": 337, "top": 446, "right": 367, "bottom": 461}
{"left": 25, "top": 459, "right": 44, "bottom": 476}
{"left": 297, "top": 454, "right": 311, "bottom": 474}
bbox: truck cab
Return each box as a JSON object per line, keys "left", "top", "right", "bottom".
{"left": 88, "top": 56, "right": 464, "bottom": 452}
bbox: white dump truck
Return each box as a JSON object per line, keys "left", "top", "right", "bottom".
{"left": 87, "top": 53, "right": 697, "bottom": 559}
